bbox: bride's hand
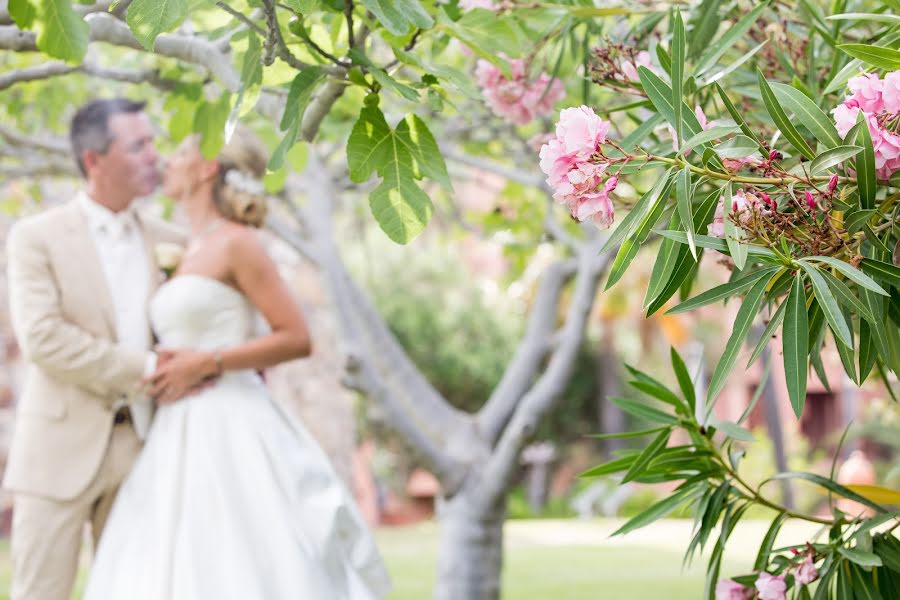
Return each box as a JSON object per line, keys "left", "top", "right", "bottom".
{"left": 145, "top": 349, "right": 218, "bottom": 404}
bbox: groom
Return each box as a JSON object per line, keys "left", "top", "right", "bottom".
{"left": 4, "top": 98, "right": 187, "bottom": 600}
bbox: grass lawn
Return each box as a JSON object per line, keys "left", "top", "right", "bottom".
{"left": 0, "top": 517, "right": 820, "bottom": 599}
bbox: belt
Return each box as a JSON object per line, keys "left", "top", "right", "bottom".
{"left": 113, "top": 405, "right": 132, "bottom": 425}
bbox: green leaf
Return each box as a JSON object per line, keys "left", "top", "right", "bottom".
{"left": 724, "top": 185, "right": 749, "bottom": 271}
{"left": 757, "top": 69, "right": 816, "bottom": 160}
{"left": 676, "top": 167, "right": 696, "bottom": 260}
{"left": 612, "top": 486, "right": 700, "bottom": 536}
{"left": 679, "top": 126, "right": 739, "bottom": 156}
{"left": 770, "top": 82, "right": 842, "bottom": 149}
{"left": 783, "top": 274, "right": 809, "bottom": 417}
{"left": 193, "top": 95, "right": 231, "bottom": 160}
{"left": 714, "top": 136, "right": 764, "bottom": 159}
{"left": 711, "top": 419, "right": 756, "bottom": 442}
{"left": 609, "top": 396, "right": 678, "bottom": 425}
{"left": 347, "top": 103, "right": 434, "bottom": 243}
{"left": 606, "top": 240, "right": 640, "bottom": 290}
{"left": 9, "top": 0, "right": 37, "bottom": 28}
{"left": 747, "top": 298, "right": 788, "bottom": 368}
{"left": 700, "top": 40, "right": 769, "bottom": 87}
{"left": 588, "top": 427, "right": 666, "bottom": 441}
{"left": 860, "top": 258, "right": 900, "bottom": 289}
{"left": 34, "top": 0, "right": 89, "bottom": 63}
{"left": 809, "top": 146, "right": 863, "bottom": 175}
{"left": 622, "top": 428, "right": 672, "bottom": 483}
{"left": 394, "top": 114, "right": 451, "bottom": 190}
{"left": 839, "top": 547, "right": 884, "bottom": 568}
{"left": 268, "top": 119, "right": 300, "bottom": 171}
{"left": 349, "top": 49, "right": 420, "bottom": 102}
{"left": 820, "top": 270, "right": 876, "bottom": 324}
{"left": 837, "top": 44, "right": 900, "bottom": 70}
{"left": 126, "top": 0, "right": 188, "bottom": 51}
{"left": 280, "top": 68, "right": 325, "bottom": 132}
{"left": 602, "top": 169, "right": 673, "bottom": 254}
{"left": 827, "top": 13, "right": 900, "bottom": 25}
{"left": 797, "top": 262, "right": 853, "bottom": 348}
{"left": 670, "top": 347, "right": 696, "bottom": 415}
{"left": 639, "top": 67, "right": 714, "bottom": 156}
{"left": 805, "top": 256, "right": 889, "bottom": 296}
{"left": 715, "top": 83, "right": 768, "bottom": 158}
{"left": 770, "top": 472, "right": 888, "bottom": 514}
{"left": 859, "top": 320, "right": 878, "bottom": 383}
{"left": 656, "top": 230, "right": 777, "bottom": 258}
{"left": 707, "top": 274, "right": 774, "bottom": 404}
{"left": 362, "top": 0, "right": 432, "bottom": 35}
{"left": 854, "top": 114, "right": 877, "bottom": 209}
{"left": 440, "top": 10, "right": 521, "bottom": 78}
{"left": 618, "top": 114, "right": 665, "bottom": 153}
{"left": 754, "top": 512, "right": 789, "bottom": 570}
{"left": 668, "top": 267, "right": 779, "bottom": 315}
{"left": 694, "top": 2, "right": 770, "bottom": 76}
{"left": 579, "top": 455, "right": 635, "bottom": 478}
{"left": 671, "top": 11, "right": 685, "bottom": 148}
{"left": 688, "top": 0, "right": 721, "bottom": 60}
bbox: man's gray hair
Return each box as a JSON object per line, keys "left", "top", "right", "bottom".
{"left": 69, "top": 98, "right": 146, "bottom": 177}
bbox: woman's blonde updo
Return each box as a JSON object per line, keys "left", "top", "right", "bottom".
{"left": 213, "top": 126, "right": 269, "bottom": 227}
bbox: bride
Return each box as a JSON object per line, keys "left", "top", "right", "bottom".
{"left": 83, "top": 128, "right": 391, "bottom": 599}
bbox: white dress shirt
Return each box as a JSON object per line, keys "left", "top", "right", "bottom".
{"left": 78, "top": 192, "right": 156, "bottom": 398}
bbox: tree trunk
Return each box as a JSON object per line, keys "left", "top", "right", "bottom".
{"left": 434, "top": 491, "right": 506, "bottom": 600}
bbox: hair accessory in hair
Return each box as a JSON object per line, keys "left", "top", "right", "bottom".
{"left": 224, "top": 169, "right": 265, "bottom": 196}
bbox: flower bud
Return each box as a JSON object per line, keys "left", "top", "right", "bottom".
{"left": 804, "top": 190, "right": 816, "bottom": 211}
{"left": 828, "top": 174, "right": 838, "bottom": 193}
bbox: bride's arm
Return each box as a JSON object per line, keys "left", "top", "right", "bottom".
{"left": 148, "top": 228, "right": 312, "bottom": 403}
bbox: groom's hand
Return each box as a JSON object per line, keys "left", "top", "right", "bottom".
{"left": 146, "top": 349, "right": 219, "bottom": 404}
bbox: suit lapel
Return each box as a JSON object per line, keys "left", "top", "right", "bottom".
{"left": 61, "top": 201, "right": 118, "bottom": 340}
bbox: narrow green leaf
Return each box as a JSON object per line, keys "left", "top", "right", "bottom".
{"left": 579, "top": 455, "right": 635, "bottom": 478}
{"left": 839, "top": 547, "right": 884, "bottom": 568}
{"left": 622, "top": 428, "right": 672, "bottom": 483}
{"left": 854, "top": 113, "right": 877, "bottom": 209}
{"left": 796, "top": 262, "right": 853, "bottom": 348}
{"left": 809, "top": 146, "right": 863, "bottom": 175}
{"left": 783, "top": 274, "right": 809, "bottom": 417}
{"left": 837, "top": 44, "right": 900, "bottom": 70}
{"left": 676, "top": 167, "right": 696, "bottom": 260}
{"left": 715, "top": 83, "right": 768, "bottom": 158}
{"left": 770, "top": 82, "right": 842, "bottom": 149}
{"left": 827, "top": 13, "right": 900, "bottom": 25}
{"left": 860, "top": 258, "right": 900, "bottom": 289}
{"left": 700, "top": 40, "right": 769, "bottom": 86}
{"left": 668, "top": 268, "right": 779, "bottom": 315}
{"left": 612, "top": 486, "right": 700, "bottom": 536}
{"left": 656, "top": 230, "right": 777, "bottom": 258}
{"left": 601, "top": 169, "right": 673, "bottom": 255}
{"left": 639, "top": 67, "right": 712, "bottom": 152}
{"left": 757, "top": 69, "right": 816, "bottom": 159}
{"left": 609, "top": 396, "right": 678, "bottom": 425}
{"left": 679, "top": 126, "right": 739, "bottom": 156}
{"left": 588, "top": 427, "right": 667, "bottom": 441}
{"left": 859, "top": 320, "right": 877, "bottom": 384}
{"left": 670, "top": 347, "right": 696, "bottom": 415}
{"left": 672, "top": 11, "right": 685, "bottom": 148}
{"left": 707, "top": 273, "right": 774, "bottom": 403}
{"left": 711, "top": 420, "right": 756, "bottom": 442}
{"left": 694, "top": 2, "right": 769, "bottom": 76}
{"left": 820, "top": 270, "right": 876, "bottom": 323}
{"left": 771, "top": 472, "right": 888, "bottom": 514}
{"left": 748, "top": 299, "right": 788, "bottom": 367}
{"left": 754, "top": 512, "right": 789, "bottom": 570}
{"left": 688, "top": 0, "right": 721, "bottom": 60}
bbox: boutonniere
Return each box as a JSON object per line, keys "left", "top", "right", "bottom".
{"left": 154, "top": 242, "right": 185, "bottom": 279}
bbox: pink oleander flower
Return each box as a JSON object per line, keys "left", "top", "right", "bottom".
{"left": 715, "top": 579, "right": 753, "bottom": 600}
{"left": 476, "top": 58, "right": 566, "bottom": 125}
{"left": 832, "top": 102, "right": 862, "bottom": 139}
{"left": 622, "top": 50, "right": 654, "bottom": 82}
{"left": 539, "top": 106, "right": 617, "bottom": 228}
{"left": 795, "top": 558, "right": 819, "bottom": 586}
{"left": 459, "top": 0, "right": 495, "bottom": 9}
{"left": 847, "top": 73, "right": 885, "bottom": 113}
{"left": 723, "top": 156, "right": 761, "bottom": 172}
{"left": 874, "top": 127, "right": 900, "bottom": 180}
{"left": 883, "top": 71, "right": 900, "bottom": 113}
{"left": 755, "top": 573, "right": 787, "bottom": 600}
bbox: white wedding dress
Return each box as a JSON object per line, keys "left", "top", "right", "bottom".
{"left": 83, "top": 274, "right": 391, "bottom": 600}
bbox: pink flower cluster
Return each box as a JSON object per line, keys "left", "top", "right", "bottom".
{"left": 832, "top": 71, "right": 900, "bottom": 180}
{"left": 476, "top": 58, "right": 566, "bottom": 126}
{"left": 715, "top": 558, "right": 818, "bottom": 600}
{"left": 708, "top": 189, "right": 770, "bottom": 238}
{"left": 539, "top": 106, "right": 617, "bottom": 227}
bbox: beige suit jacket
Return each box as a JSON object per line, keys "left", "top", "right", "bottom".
{"left": 4, "top": 199, "right": 185, "bottom": 501}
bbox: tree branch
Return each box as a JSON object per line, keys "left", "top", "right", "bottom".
{"left": 476, "top": 239, "right": 614, "bottom": 510}
{"left": 476, "top": 257, "right": 577, "bottom": 443}
{"left": 0, "top": 124, "right": 69, "bottom": 154}
{"left": 0, "top": 60, "right": 178, "bottom": 92}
